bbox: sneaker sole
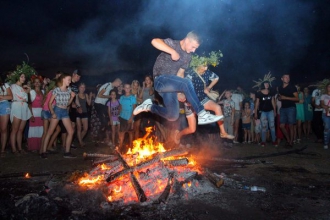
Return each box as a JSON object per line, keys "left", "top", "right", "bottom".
{"left": 198, "top": 115, "right": 224, "bottom": 125}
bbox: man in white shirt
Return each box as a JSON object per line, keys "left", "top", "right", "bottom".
{"left": 231, "top": 92, "right": 243, "bottom": 143}
{"left": 312, "top": 88, "right": 323, "bottom": 143}
{"left": 94, "top": 78, "right": 122, "bottom": 131}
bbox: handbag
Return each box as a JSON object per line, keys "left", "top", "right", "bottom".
{"left": 195, "top": 72, "right": 219, "bottom": 101}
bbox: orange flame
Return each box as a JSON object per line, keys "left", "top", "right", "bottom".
{"left": 79, "top": 175, "right": 102, "bottom": 185}
{"left": 126, "top": 127, "right": 166, "bottom": 161}
{"left": 25, "top": 173, "right": 30, "bottom": 178}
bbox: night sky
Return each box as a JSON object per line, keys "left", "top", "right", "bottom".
{"left": 1, "top": 0, "right": 329, "bottom": 90}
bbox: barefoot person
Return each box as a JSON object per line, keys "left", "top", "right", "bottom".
{"left": 134, "top": 31, "right": 222, "bottom": 125}
{"left": 174, "top": 51, "right": 234, "bottom": 144}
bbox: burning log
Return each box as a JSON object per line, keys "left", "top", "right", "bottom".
{"left": 204, "top": 169, "right": 224, "bottom": 188}
{"left": 92, "top": 156, "right": 118, "bottom": 166}
{"left": 158, "top": 148, "right": 189, "bottom": 158}
{"left": 106, "top": 156, "right": 160, "bottom": 182}
{"left": 179, "top": 172, "right": 198, "bottom": 185}
{"left": 90, "top": 161, "right": 123, "bottom": 177}
{"left": 115, "top": 150, "right": 147, "bottom": 202}
{"left": 83, "top": 152, "right": 117, "bottom": 159}
{"left": 155, "top": 172, "right": 174, "bottom": 204}
{"left": 164, "top": 158, "right": 189, "bottom": 167}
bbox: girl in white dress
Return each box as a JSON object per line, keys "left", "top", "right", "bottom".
{"left": 10, "top": 74, "right": 32, "bottom": 154}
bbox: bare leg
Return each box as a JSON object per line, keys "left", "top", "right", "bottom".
{"left": 62, "top": 118, "right": 74, "bottom": 153}
{"left": 0, "top": 115, "right": 9, "bottom": 153}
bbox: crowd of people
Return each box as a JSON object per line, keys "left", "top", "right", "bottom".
{"left": 0, "top": 31, "right": 329, "bottom": 160}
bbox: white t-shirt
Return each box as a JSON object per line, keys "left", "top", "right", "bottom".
{"left": 231, "top": 93, "right": 243, "bottom": 110}
{"left": 94, "top": 82, "right": 113, "bottom": 105}
{"left": 0, "top": 83, "right": 10, "bottom": 102}
{"left": 320, "top": 94, "right": 330, "bottom": 114}
{"left": 312, "top": 89, "right": 322, "bottom": 112}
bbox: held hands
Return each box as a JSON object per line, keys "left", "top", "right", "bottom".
{"left": 51, "top": 113, "right": 57, "bottom": 119}
{"left": 177, "top": 93, "right": 186, "bottom": 102}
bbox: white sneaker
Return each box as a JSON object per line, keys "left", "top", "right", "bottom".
{"left": 197, "top": 111, "right": 224, "bottom": 125}
{"left": 133, "top": 99, "right": 152, "bottom": 115}
{"left": 324, "top": 145, "right": 328, "bottom": 150}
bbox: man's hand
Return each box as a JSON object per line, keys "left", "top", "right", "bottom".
{"left": 171, "top": 51, "right": 180, "bottom": 61}
{"left": 177, "top": 93, "right": 186, "bottom": 102}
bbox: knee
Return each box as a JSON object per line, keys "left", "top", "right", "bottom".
{"left": 167, "top": 112, "right": 179, "bottom": 122}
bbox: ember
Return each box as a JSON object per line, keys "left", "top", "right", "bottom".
{"left": 25, "top": 173, "right": 30, "bottom": 178}
{"left": 78, "top": 127, "right": 205, "bottom": 204}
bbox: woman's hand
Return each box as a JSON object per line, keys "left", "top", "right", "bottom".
{"left": 204, "top": 87, "right": 211, "bottom": 94}
{"left": 30, "top": 115, "right": 35, "bottom": 122}
{"left": 70, "top": 92, "right": 76, "bottom": 98}
{"left": 51, "top": 113, "right": 57, "bottom": 119}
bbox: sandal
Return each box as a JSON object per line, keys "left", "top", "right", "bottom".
{"left": 13, "top": 151, "right": 20, "bottom": 156}
{"left": 18, "top": 149, "right": 27, "bottom": 154}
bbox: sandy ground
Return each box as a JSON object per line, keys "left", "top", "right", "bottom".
{"left": 0, "top": 135, "right": 329, "bottom": 219}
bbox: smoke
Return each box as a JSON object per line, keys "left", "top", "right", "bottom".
{"left": 64, "top": 0, "right": 317, "bottom": 87}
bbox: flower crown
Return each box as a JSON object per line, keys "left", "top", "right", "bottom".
{"left": 252, "top": 72, "right": 276, "bottom": 89}
{"left": 310, "top": 78, "right": 330, "bottom": 94}
{"left": 6, "top": 62, "right": 37, "bottom": 84}
{"left": 31, "top": 75, "right": 43, "bottom": 83}
{"left": 190, "top": 50, "right": 223, "bottom": 68}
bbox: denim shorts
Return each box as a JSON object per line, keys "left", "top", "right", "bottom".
{"left": 41, "top": 110, "right": 51, "bottom": 120}
{"left": 0, "top": 101, "right": 10, "bottom": 116}
{"left": 54, "top": 106, "right": 69, "bottom": 120}
{"left": 280, "top": 107, "right": 296, "bottom": 125}
{"left": 242, "top": 122, "right": 251, "bottom": 130}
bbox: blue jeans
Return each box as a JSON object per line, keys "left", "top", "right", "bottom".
{"left": 260, "top": 110, "right": 276, "bottom": 142}
{"left": 322, "top": 113, "right": 330, "bottom": 145}
{"left": 151, "top": 75, "right": 204, "bottom": 121}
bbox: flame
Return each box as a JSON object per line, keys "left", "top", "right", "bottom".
{"left": 188, "top": 182, "right": 192, "bottom": 187}
{"left": 107, "top": 196, "right": 112, "bottom": 202}
{"left": 79, "top": 175, "right": 102, "bottom": 185}
{"left": 126, "top": 127, "right": 166, "bottom": 161}
{"left": 101, "top": 163, "right": 110, "bottom": 170}
{"left": 25, "top": 173, "right": 30, "bottom": 178}
{"left": 114, "top": 185, "right": 122, "bottom": 193}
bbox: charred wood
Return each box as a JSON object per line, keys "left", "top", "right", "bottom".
{"left": 204, "top": 169, "right": 224, "bottom": 188}
{"left": 164, "top": 158, "right": 189, "bottom": 167}
{"left": 155, "top": 172, "right": 174, "bottom": 204}
{"left": 114, "top": 150, "right": 147, "bottom": 202}
{"left": 83, "top": 152, "right": 117, "bottom": 159}
{"left": 106, "top": 156, "right": 160, "bottom": 182}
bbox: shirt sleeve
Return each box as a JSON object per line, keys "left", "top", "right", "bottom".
{"left": 52, "top": 87, "right": 58, "bottom": 96}
{"left": 208, "top": 71, "right": 219, "bottom": 81}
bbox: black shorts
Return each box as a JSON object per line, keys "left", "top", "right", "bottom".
{"left": 69, "top": 109, "right": 77, "bottom": 123}
{"left": 76, "top": 112, "right": 88, "bottom": 119}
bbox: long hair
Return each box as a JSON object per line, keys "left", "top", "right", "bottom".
{"left": 56, "top": 72, "right": 71, "bottom": 87}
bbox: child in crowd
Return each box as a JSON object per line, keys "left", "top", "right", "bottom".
{"left": 107, "top": 89, "right": 120, "bottom": 147}
{"left": 118, "top": 83, "right": 136, "bottom": 152}
{"left": 242, "top": 102, "right": 252, "bottom": 143}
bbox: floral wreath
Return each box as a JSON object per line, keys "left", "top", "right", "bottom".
{"left": 309, "top": 78, "right": 330, "bottom": 94}
{"left": 6, "top": 62, "right": 37, "bottom": 84}
{"left": 252, "top": 72, "right": 276, "bottom": 89}
{"left": 189, "top": 50, "right": 223, "bottom": 68}
{"left": 31, "top": 75, "right": 43, "bottom": 83}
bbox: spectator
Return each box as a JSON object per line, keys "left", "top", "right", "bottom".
{"left": 320, "top": 82, "right": 330, "bottom": 150}
{"left": 0, "top": 78, "right": 12, "bottom": 157}
{"left": 278, "top": 74, "right": 299, "bottom": 148}
{"left": 312, "top": 87, "right": 323, "bottom": 143}
{"left": 303, "top": 87, "right": 313, "bottom": 139}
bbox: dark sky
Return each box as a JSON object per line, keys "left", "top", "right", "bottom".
{"left": 0, "top": 0, "right": 329, "bottom": 89}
